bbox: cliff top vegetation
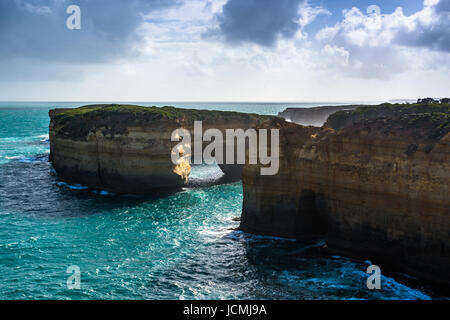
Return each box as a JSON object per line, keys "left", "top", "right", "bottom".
{"left": 50, "top": 104, "right": 271, "bottom": 140}
{"left": 326, "top": 103, "right": 450, "bottom": 131}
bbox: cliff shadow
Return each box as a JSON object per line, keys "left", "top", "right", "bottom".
{"left": 0, "top": 157, "right": 184, "bottom": 219}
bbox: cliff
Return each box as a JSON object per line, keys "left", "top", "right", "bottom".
{"left": 325, "top": 102, "right": 450, "bottom": 130}
{"left": 241, "top": 103, "right": 450, "bottom": 289}
{"left": 49, "top": 104, "right": 270, "bottom": 194}
{"left": 241, "top": 119, "right": 327, "bottom": 239}
{"left": 278, "top": 105, "right": 358, "bottom": 126}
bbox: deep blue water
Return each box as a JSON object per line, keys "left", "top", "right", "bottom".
{"left": 0, "top": 102, "right": 434, "bottom": 299}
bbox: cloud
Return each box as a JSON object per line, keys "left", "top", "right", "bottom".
{"left": 0, "top": 0, "right": 449, "bottom": 100}
{"left": 142, "top": 0, "right": 225, "bottom": 43}
{"left": 298, "top": 3, "right": 331, "bottom": 29}
{"left": 0, "top": 59, "right": 84, "bottom": 82}
{"left": 0, "top": 0, "right": 180, "bottom": 64}
{"left": 316, "top": 0, "right": 450, "bottom": 52}
{"left": 205, "top": 0, "right": 328, "bottom": 47}
{"left": 397, "top": 0, "right": 450, "bottom": 52}
{"left": 314, "top": 0, "right": 450, "bottom": 79}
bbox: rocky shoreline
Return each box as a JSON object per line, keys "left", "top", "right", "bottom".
{"left": 49, "top": 102, "right": 450, "bottom": 291}
{"left": 242, "top": 102, "right": 450, "bottom": 290}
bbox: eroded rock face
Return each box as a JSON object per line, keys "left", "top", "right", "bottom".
{"left": 49, "top": 104, "right": 270, "bottom": 194}
{"left": 241, "top": 105, "right": 450, "bottom": 288}
{"left": 49, "top": 108, "right": 186, "bottom": 194}
{"left": 241, "top": 119, "right": 327, "bottom": 239}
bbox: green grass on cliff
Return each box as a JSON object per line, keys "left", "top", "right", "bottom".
{"left": 53, "top": 104, "right": 270, "bottom": 122}
{"left": 51, "top": 104, "right": 272, "bottom": 140}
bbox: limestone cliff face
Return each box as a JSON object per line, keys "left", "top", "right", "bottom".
{"left": 49, "top": 104, "right": 270, "bottom": 194}
{"left": 49, "top": 108, "right": 186, "bottom": 194}
{"left": 241, "top": 105, "right": 450, "bottom": 288}
{"left": 241, "top": 119, "right": 327, "bottom": 239}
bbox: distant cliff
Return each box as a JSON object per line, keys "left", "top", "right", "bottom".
{"left": 49, "top": 104, "right": 270, "bottom": 194}
{"left": 278, "top": 105, "right": 358, "bottom": 126}
{"left": 241, "top": 103, "right": 450, "bottom": 289}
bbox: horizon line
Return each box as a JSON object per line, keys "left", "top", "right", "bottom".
{"left": 0, "top": 99, "right": 394, "bottom": 104}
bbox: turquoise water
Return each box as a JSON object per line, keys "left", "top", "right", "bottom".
{"left": 0, "top": 102, "right": 434, "bottom": 300}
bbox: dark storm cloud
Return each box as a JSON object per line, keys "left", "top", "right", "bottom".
{"left": 0, "top": 0, "right": 179, "bottom": 63}
{"left": 208, "top": 0, "right": 304, "bottom": 47}
{"left": 396, "top": 0, "right": 450, "bottom": 52}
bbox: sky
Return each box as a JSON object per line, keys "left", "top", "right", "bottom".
{"left": 0, "top": 0, "right": 449, "bottom": 102}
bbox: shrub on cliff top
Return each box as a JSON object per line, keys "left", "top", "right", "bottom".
{"left": 50, "top": 104, "right": 271, "bottom": 140}
{"left": 325, "top": 103, "right": 450, "bottom": 130}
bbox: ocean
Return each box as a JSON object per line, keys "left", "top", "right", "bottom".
{"left": 0, "top": 102, "right": 434, "bottom": 299}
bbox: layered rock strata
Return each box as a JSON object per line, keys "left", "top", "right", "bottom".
{"left": 241, "top": 103, "right": 450, "bottom": 288}
{"left": 49, "top": 104, "right": 270, "bottom": 193}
